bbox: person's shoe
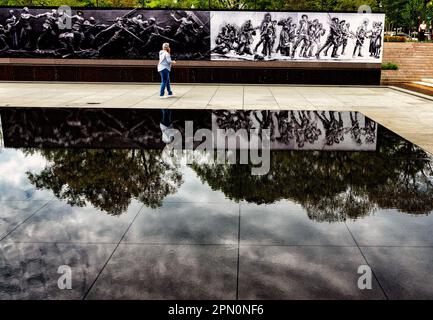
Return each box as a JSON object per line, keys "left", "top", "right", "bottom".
{"left": 159, "top": 95, "right": 166, "bottom": 99}
{"left": 168, "top": 93, "right": 175, "bottom": 97}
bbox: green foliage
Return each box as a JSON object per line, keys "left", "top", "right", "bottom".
{"left": 0, "top": 0, "right": 430, "bottom": 34}
{"left": 191, "top": 128, "right": 433, "bottom": 221}
{"left": 26, "top": 149, "right": 183, "bottom": 215}
{"left": 0, "top": 0, "right": 96, "bottom": 6}
{"left": 401, "top": 0, "right": 425, "bottom": 30}
{"left": 381, "top": 62, "right": 399, "bottom": 70}
{"left": 384, "top": 35, "right": 407, "bottom": 42}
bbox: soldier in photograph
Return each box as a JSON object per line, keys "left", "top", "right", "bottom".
{"left": 276, "top": 20, "right": 295, "bottom": 56}
{"left": 308, "top": 22, "right": 326, "bottom": 58}
{"left": 291, "top": 14, "right": 309, "bottom": 59}
{"left": 170, "top": 11, "right": 199, "bottom": 44}
{"left": 213, "top": 25, "right": 232, "bottom": 54}
{"left": 254, "top": 13, "right": 273, "bottom": 55}
{"left": 302, "top": 18, "right": 319, "bottom": 58}
{"left": 237, "top": 19, "right": 256, "bottom": 55}
{"left": 352, "top": 18, "right": 370, "bottom": 58}
{"left": 369, "top": 21, "right": 382, "bottom": 58}
{"left": 316, "top": 17, "right": 340, "bottom": 59}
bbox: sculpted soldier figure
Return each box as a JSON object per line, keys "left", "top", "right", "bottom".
{"left": 170, "top": 11, "right": 199, "bottom": 44}
{"left": 141, "top": 17, "right": 166, "bottom": 50}
{"left": 36, "top": 9, "right": 59, "bottom": 50}
{"left": 19, "top": 7, "right": 40, "bottom": 50}
{"left": 0, "top": 25, "right": 10, "bottom": 51}
{"left": 4, "top": 10, "right": 19, "bottom": 49}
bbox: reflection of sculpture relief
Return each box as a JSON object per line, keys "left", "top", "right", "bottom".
{"left": 277, "top": 111, "right": 321, "bottom": 148}
{"left": 315, "top": 111, "right": 345, "bottom": 146}
{"left": 213, "top": 110, "right": 253, "bottom": 131}
{"left": 364, "top": 117, "right": 377, "bottom": 144}
{"left": 212, "top": 110, "right": 377, "bottom": 150}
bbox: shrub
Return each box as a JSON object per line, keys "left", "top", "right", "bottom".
{"left": 381, "top": 62, "right": 399, "bottom": 70}
{"left": 384, "top": 36, "right": 407, "bottom": 42}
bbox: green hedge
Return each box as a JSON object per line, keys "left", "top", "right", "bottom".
{"left": 381, "top": 62, "right": 399, "bottom": 70}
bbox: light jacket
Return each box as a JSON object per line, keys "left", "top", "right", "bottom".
{"left": 158, "top": 50, "right": 172, "bottom": 72}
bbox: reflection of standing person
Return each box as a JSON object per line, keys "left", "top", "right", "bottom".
{"left": 419, "top": 21, "right": 427, "bottom": 41}
{"left": 158, "top": 42, "right": 176, "bottom": 98}
{"left": 160, "top": 109, "right": 174, "bottom": 144}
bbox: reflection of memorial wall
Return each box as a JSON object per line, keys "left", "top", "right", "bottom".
{"left": 0, "top": 108, "right": 377, "bottom": 151}
{"left": 0, "top": 7, "right": 384, "bottom": 63}
{"left": 212, "top": 110, "right": 377, "bottom": 151}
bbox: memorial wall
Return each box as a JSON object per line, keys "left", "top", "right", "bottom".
{"left": 0, "top": 7, "right": 385, "bottom": 63}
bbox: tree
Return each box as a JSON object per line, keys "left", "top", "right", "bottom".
{"left": 401, "top": 0, "right": 426, "bottom": 34}
{"left": 191, "top": 128, "right": 433, "bottom": 222}
{"left": 26, "top": 149, "right": 183, "bottom": 215}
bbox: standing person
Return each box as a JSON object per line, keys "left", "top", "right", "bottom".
{"left": 419, "top": 21, "right": 427, "bottom": 41}
{"left": 158, "top": 42, "right": 176, "bottom": 98}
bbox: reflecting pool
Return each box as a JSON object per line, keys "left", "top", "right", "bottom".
{"left": 0, "top": 108, "right": 432, "bottom": 300}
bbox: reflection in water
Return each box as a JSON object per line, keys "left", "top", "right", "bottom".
{"left": 17, "top": 126, "right": 433, "bottom": 221}
{"left": 0, "top": 108, "right": 376, "bottom": 151}
{"left": 0, "top": 107, "right": 431, "bottom": 221}
{"left": 191, "top": 128, "right": 433, "bottom": 222}
{"left": 25, "top": 149, "right": 182, "bottom": 215}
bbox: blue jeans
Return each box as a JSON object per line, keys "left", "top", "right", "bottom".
{"left": 160, "top": 109, "right": 172, "bottom": 127}
{"left": 159, "top": 68, "right": 172, "bottom": 96}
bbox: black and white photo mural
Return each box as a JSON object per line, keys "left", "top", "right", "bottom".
{"left": 210, "top": 11, "right": 385, "bottom": 62}
{"left": 0, "top": 7, "right": 384, "bottom": 63}
{"left": 0, "top": 7, "right": 210, "bottom": 59}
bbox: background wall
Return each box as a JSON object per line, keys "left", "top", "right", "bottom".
{"left": 0, "top": 6, "right": 384, "bottom": 84}
{"left": 0, "top": 7, "right": 384, "bottom": 63}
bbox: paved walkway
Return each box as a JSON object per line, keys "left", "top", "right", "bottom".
{"left": 0, "top": 82, "right": 432, "bottom": 153}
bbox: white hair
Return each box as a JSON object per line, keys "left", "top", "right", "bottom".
{"left": 162, "top": 42, "right": 170, "bottom": 50}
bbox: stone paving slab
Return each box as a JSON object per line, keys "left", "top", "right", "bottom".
{"left": 0, "top": 81, "right": 432, "bottom": 153}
